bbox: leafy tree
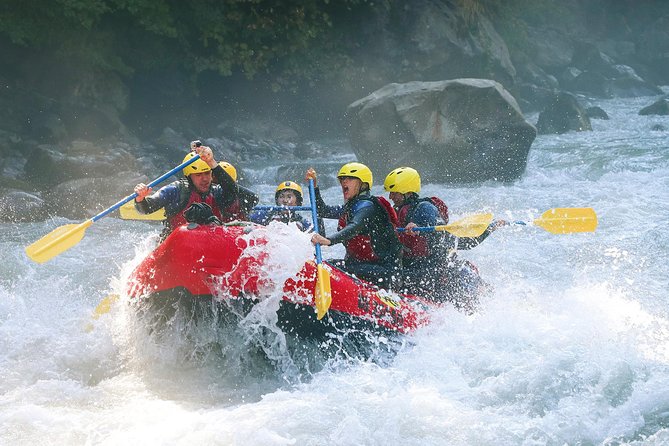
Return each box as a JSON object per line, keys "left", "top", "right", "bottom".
{"left": 0, "top": 0, "right": 384, "bottom": 90}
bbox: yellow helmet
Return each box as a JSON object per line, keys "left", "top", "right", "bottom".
{"left": 384, "top": 167, "right": 421, "bottom": 194}
{"left": 219, "top": 161, "right": 238, "bottom": 182}
{"left": 337, "top": 162, "right": 373, "bottom": 188}
{"left": 182, "top": 152, "right": 211, "bottom": 177}
{"left": 275, "top": 181, "right": 303, "bottom": 205}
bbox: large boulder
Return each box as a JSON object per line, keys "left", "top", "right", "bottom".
{"left": 26, "top": 140, "right": 138, "bottom": 187}
{"left": 0, "top": 189, "right": 47, "bottom": 222}
{"left": 536, "top": 93, "right": 592, "bottom": 134}
{"left": 346, "top": 79, "right": 536, "bottom": 183}
{"left": 43, "top": 171, "right": 149, "bottom": 220}
{"left": 564, "top": 42, "right": 663, "bottom": 98}
{"left": 639, "top": 98, "right": 669, "bottom": 116}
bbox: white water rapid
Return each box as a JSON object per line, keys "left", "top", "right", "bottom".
{"left": 1, "top": 92, "right": 668, "bottom": 445}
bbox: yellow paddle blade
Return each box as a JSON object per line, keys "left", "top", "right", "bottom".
{"left": 315, "top": 264, "right": 332, "bottom": 320}
{"left": 84, "top": 294, "right": 120, "bottom": 332}
{"left": 25, "top": 220, "right": 93, "bottom": 263}
{"left": 534, "top": 207, "right": 598, "bottom": 234}
{"left": 119, "top": 201, "right": 166, "bottom": 221}
{"left": 435, "top": 213, "right": 494, "bottom": 238}
{"left": 93, "top": 294, "right": 120, "bottom": 319}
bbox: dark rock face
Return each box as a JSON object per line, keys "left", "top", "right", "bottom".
{"left": 347, "top": 79, "right": 536, "bottom": 184}
{"left": 637, "top": 16, "right": 669, "bottom": 83}
{"left": 24, "top": 141, "right": 139, "bottom": 192}
{"left": 2, "top": 1, "right": 668, "bottom": 222}
{"left": 586, "top": 106, "right": 610, "bottom": 120}
{"left": 639, "top": 98, "right": 669, "bottom": 116}
{"left": 536, "top": 93, "right": 592, "bottom": 134}
{"left": 42, "top": 171, "right": 150, "bottom": 220}
{"left": 0, "top": 190, "right": 47, "bottom": 222}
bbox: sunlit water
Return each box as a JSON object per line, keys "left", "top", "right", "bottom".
{"left": 1, "top": 92, "right": 668, "bottom": 445}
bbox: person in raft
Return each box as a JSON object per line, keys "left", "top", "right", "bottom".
{"left": 307, "top": 163, "right": 402, "bottom": 291}
{"left": 212, "top": 161, "right": 259, "bottom": 222}
{"left": 133, "top": 141, "right": 258, "bottom": 238}
{"left": 249, "top": 181, "right": 322, "bottom": 232}
{"left": 384, "top": 166, "right": 505, "bottom": 311}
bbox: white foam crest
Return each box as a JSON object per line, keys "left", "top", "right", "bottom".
{"left": 226, "top": 223, "right": 314, "bottom": 378}
{"left": 238, "top": 221, "right": 314, "bottom": 296}
{"left": 199, "top": 281, "right": 669, "bottom": 445}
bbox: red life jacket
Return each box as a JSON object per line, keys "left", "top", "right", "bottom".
{"left": 220, "top": 199, "right": 246, "bottom": 223}
{"left": 430, "top": 196, "right": 449, "bottom": 224}
{"left": 397, "top": 196, "right": 449, "bottom": 259}
{"left": 338, "top": 196, "right": 399, "bottom": 262}
{"left": 168, "top": 190, "right": 223, "bottom": 228}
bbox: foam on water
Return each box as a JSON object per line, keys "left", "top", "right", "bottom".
{"left": 1, "top": 92, "right": 669, "bottom": 444}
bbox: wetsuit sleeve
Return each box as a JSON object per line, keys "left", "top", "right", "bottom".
{"left": 135, "top": 183, "right": 179, "bottom": 214}
{"left": 212, "top": 165, "right": 235, "bottom": 189}
{"left": 212, "top": 165, "right": 239, "bottom": 209}
{"left": 237, "top": 185, "right": 260, "bottom": 215}
{"left": 313, "top": 187, "right": 343, "bottom": 219}
{"left": 411, "top": 201, "right": 439, "bottom": 227}
{"left": 452, "top": 223, "right": 496, "bottom": 250}
{"left": 328, "top": 200, "right": 375, "bottom": 245}
{"left": 316, "top": 216, "right": 326, "bottom": 235}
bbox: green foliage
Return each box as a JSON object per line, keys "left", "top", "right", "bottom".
{"left": 0, "top": 0, "right": 383, "bottom": 90}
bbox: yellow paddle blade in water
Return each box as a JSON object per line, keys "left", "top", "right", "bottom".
{"left": 534, "top": 207, "right": 598, "bottom": 234}
{"left": 119, "top": 201, "right": 166, "bottom": 221}
{"left": 315, "top": 264, "right": 332, "bottom": 320}
{"left": 25, "top": 220, "right": 93, "bottom": 263}
{"left": 435, "top": 213, "right": 494, "bottom": 238}
{"left": 84, "top": 294, "right": 120, "bottom": 332}
{"left": 93, "top": 293, "right": 119, "bottom": 318}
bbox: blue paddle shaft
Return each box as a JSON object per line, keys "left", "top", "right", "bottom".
{"left": 92, "top": 154, "right": 202, "bottom": 222}
{"left": 253, "top": 205, "right": 312, "bottom": 211}
{"left": 307, "top": 179, "right": 323, "bottom": 264}
{"left": 396, "top": 226, "right": 437, "bottom": 233}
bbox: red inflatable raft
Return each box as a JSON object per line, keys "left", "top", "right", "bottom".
{"left": 127, "top": 223, "right": 435, "bottom": 337}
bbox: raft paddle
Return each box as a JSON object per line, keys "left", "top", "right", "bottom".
{"left": 119, "top": 201, "right": 166, "bottom": 220}
{"left": 397, "top": 213, "right": 494, "bottom": 238}
{"left": 118, "top": 204, "right": 313, "bottom": 221}
{"left": 25, "top": 154, "right": 202, "bottom": 263}
{"left": 83, "top": 293, "right": 120, "bottom": 331}
{"left": 514, "top": 207, "right": 598, "bottom": 234}
{"left": 308, "top": 179, "right": 332, "bottom": 320}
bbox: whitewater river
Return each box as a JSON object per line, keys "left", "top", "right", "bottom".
{"left": 1, "top": 92, "right": 668, "bottom": 445}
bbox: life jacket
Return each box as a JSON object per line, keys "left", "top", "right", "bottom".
{"left": 397, "top": 196, "right": 449, "bottom": 259}
{"left": 405, "top": 196, "right": 448, "bottom": 225}
{"left": 270, "top": 209, "right": 300, "bottom": 223}
{"left": 338, "top": 195, "right": 400, "bottom": 262}
{"left": 167, "top": 188, "right": 223, "bottom": 229}
{"left": 223, "top": 185, "right": 259, "bottom": 222}
{"left": 220, "top": 199, "right": 244, "bottom": 223}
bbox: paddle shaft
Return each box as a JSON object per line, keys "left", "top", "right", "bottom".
{"left": 397, "top": 225, "right": 460, "bottom": 233}
{"left": 94, "top": 154, "right": 201, "bottom": 222}
{"left": 253, "top": 205, "right": 313, "bottom": 211}
{"left": 307, "top": 180, "right": 323, "bottom": 263}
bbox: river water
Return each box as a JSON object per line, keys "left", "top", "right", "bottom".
{"left": 1, "top": 93, "right": 668, "bottom": 445}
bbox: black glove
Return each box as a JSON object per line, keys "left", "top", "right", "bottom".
{"left": 184, "top": 202, "right": 221, "bottom": 225}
